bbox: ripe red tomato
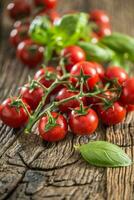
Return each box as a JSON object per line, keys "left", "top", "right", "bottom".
{"left": 34, "top": 0, "right": 57, "bottom": 9}
{"left": 91, "top": 62, "right": 105, "bottom": 80}
{"left": 61, "top": 46, "right": 86, "bottom": 72}
{"left": 38, "top": 112, "right": 68, "bottom": 142}
{"left": 90, "top": 9, "right": 110, "bottom": 25}
{"left": 9, "top": 23, "right": 29, "bottom": 47}
{"left": 126, "top": 104, "right": 134, "bottom": 112}
{"left": 105, "top": 66, "right": 128, "bottom": 85}
{"left": 87, "top": 90, "right": 112, "bottom": 105}
{"left": 38, "top": 10, "right": 60, "bottom": 24}
{"left": 17, "top": 40, "right": 44, "bottom": 67}
{"left": 7, "top": 0, "right": 31, "bottom": 20}
{"left": 34, "top": 67, "right": 57, "bottom": 87}
{"left": 70, "top": 61, "right": 99, "bottom": 90}
{"left": 69, "top": 107, "right": 98, "bottom": 135}
{"left": 0, "top": 98, "right": 30, "bottom": 128}
{"left": 56, "top": 88, "right": 87, "bottom": 113}
{"left": 20, "top": 84, "right": 44, "bottom": 110}
{"left": 99, "top": 102, "right": 126, "bottom": 125}
{"left": 97, "top": 24, "right": 111, "bottom": 37}
{"left": 120, "top": 78, "right": 134, "bottom": 105}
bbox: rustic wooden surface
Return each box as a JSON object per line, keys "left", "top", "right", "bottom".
{"left": 0, "top": 0, "right": 134, "bottom": 200}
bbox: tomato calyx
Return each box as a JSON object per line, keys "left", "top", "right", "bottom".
{"left": 45, "top": 111, "right": 60, "bottom": 131}
{"left": 73, "top": 103, "right": 88, "bottom": 116}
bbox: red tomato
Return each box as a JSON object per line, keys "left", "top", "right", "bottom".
{"left": 56, "top": 88, "right": 87, "bottom": 113}
{"left": 7, "top": 0, "right": 31, "bottom": 20}
{"left": 87, "top": 91, "right": 112, "bottom": 105}
{"left": 0, "top": 98, "right": 30, "bottom": 128}
{"left": 61, "top": 46, "right": 86, "bottom": 72}
{"left": 20, "top": 84, "right": 44, "bottom": 110}
{"left": 34, "top": 67, "right": 57, "bottom": 87}
{"left": 70, "top": 61, "right": 99, "bottom": 90}
{"left": 90, "top": 9, "right": 110, "bottom": 25}
{"left": 38, "top": 112, "right": 68, "bottom": 142}
{"left": 91, "top": 62, "right": 105, "bottom": 80}
{"left": 17, "top": 40, "right": 44, "bottom": 67}
{"left": 38, "top": 10, "right": 60, "bottom": 24}
{"left": 105, "top": 66, "right": 128, "bottom": 85}
{"left": 126, "top": 104, "right": 134, "bottom": 112}
{"left": 69, "top": 107, "right": 98, "bottom": 135}
{"left": 34, "top": 0, "right": 57, "bottom": 9}
{"left": 91, "top": 32, "right": 99, "bottom": 43}
{"left": 99, "top": 102, "right": 126, "bottom": 125}
{"left": 9, "top": 23, "right": 29, "bottom": 47}
{"left": 97, "top": 24, "right": 111, "bottom": 37}
{"left": 120, "top": 78, "right": 134, "bottom": 105}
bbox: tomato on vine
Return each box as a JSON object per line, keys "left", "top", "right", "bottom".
{"left": 105, "top": 66, "right": 128, "bottom": 85}
{"left": 0, "top": 98, "right": 30, "bottom": 128}
{"left": 69, "top": 107, "right": 98, "bottom": 135}
{"left": 120, "top": 78, "right": 134, "bottom": 105}
{"left": 61, "top": 46, "right": 86, "bottom": 72}
{"left": 38, "top": 112, "right": 68, "bottom": 142}
{"left": 70, "top": 61, "right": 99, "bottom": 90}
{"left": 20, "top": 84, "right": 44, "bottom": 110}
{"left": 99, "top": 102, "right": 126, "bottom": 125}
{"left": 56, "top": 87, "right": 87, "bottom": 113}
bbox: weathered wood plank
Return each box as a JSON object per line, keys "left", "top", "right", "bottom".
{"left": 0, "top": 0, "right": 134, "bottom": 200}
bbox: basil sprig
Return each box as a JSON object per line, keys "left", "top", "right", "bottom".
{"left": 77, "top": 141, "right": 132, "bottom": 167}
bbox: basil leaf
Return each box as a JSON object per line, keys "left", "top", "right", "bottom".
{"left": 55, "top": 13, "right": 90, "bottom": 46}
{"left": 79, "top": 141, "right": 132, "bottom": 167}
{"left": 78, "top": 41, "right": 115, "bottom": 63}
{"left": 100, "top": 32, "right": 134, "bottom": 55}
{"left": 29, "top": 16, "right": 51, "bottom": 44}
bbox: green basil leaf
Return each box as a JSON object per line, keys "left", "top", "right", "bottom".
{"left": 100, "top": 32, "right": 134, "bottom": 55}
{"left": 78, "top": 141, "right": 132, "bottom": 167}
{"left": 55, "top": 13, "right": 90, "bottom": 46}
{"left": 29, "top": 16, "right": 51, "bottom": 44}
{"left": 78, "top": 41, "right": 115, "bottom": 63}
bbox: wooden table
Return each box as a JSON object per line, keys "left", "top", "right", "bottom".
{"left": 0, "top": 0, "right": 134, "bottom": 199}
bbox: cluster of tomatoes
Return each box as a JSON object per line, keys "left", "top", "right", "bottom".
{"left": 1, "top": 0, "right": 134, "bottom": 142}
{"left": 1, "top": 45, "right": 134, "bottom": 141}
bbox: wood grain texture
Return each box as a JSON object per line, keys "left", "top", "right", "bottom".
{"left": 0, "top": 0, "right": 134, "bottom": 200}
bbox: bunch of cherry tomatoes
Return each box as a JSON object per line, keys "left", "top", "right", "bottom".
{"left": 0, "top": 0, "right": 134, "bottom": 143}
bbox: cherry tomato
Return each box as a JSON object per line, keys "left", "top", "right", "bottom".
{"left": 38, "top": 112, "right": 68, "bottom": 142}
{"left": 105, "top": 66, "right": 128, "bottom": 85}
{"left": 99, "top": 102, "right": 126, "bottom": 125}
{"left": 120, "top": 78, "right": 134, "bottom": 105}
{"left": 126, "top": 104, "right": 134, "bottom": 112}
{"left": 90, "top": 10, "right": 110, "bottom": 25}
{"left": 70, "top": 61, "right": 99, "bottom": 90}
{"left": 69, "top": 107, "right": 98, "bottom": 135}
{"left": 87, "top": 90, "right": 112, "bottom": 105}
{"left": 34, "top": 0, "right": 57, "bottom": 9}
{"left": 38, "top": 10, "right": 60, "bottom": 24}
{"left": 61, "top": 46, "right": 86, "bottom": 72}
{"left": 91, "top": 32, "right": 99, "bottom": 43}
{"left": 97, "top": 24, "right": 111, "bottom": 38}
{"left": 7, "top": 0, "right": 31, "bottom": 20}
{"left": 17, "top": 40, "right": 44, "bottom": 67}
{"left": 0, "top": 98, "right": 30, "bottom": 128}
{"left": 34, "top": 67, "right": 57, "bottom": 87}
{"left": 92, "top": 62, "right": 105, "bottom": 80}
{"left": 56, "top": 88, "right": 87, "bottom": 113}
{"left": 9, "top": 23, "right": 29, "bottom": 47}
{"left": 20, "top": 84, "right": 44, "bottom": 110}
